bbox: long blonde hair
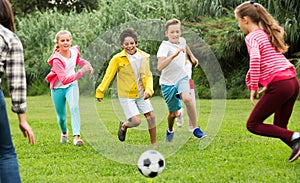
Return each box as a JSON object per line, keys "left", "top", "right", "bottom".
{"left": 52, "top": 30, "right": 72, "bottom": 53}
{"left": 235, "top": 1, "right": 289, "bottom": 53}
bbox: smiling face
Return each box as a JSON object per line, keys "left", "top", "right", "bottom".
{"left": 121, "top": 36, "right": 137, "bottom": 55}
{"left": 165, "top": 23, "right": 181, "bottom": 44}
{"left": 56, "top": 33, "right": 72, "bottom": 52}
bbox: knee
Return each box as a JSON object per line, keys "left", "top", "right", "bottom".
{"left": 145, "top": 112, "right": 155, "bottom": 121}
{"left": 182, "top": 96, "right": 193, "bottom": 106}
{"left": 169, "top": 111, "right": 177, "bottom": 118}
{"left": 130, "top": 118, "right": 141, "bottom": 127}
{"left": 246, "top": 120, "right": 257, "bottom": 133}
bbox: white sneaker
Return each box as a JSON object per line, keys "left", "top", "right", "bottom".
{"left": 60, "top": 132, "right": 68, "bottom": 143}
{"left": 176, "top": 108, "right": 184, "bottom": 127}
{"left": 73, "top": 138, "right": 84, "bottom": 146}
{"left": 188, "top": 125, "right": 194, "bottom": 132}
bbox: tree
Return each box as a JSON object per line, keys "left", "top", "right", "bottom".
{"left": 10, "top": 0, "right": 98, "bottom": 16}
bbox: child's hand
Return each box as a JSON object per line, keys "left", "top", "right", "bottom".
{"left": 174, "top": 48, "right": 185, "bottom": 57}
{"left": 191, "top": 56, "right": 199, "bottom": 67}
{"left": 82, "top": 65, "right": 94, "bottom": 77}
{"left": 250, "top": 87, "right": 266, "bottom": 106}
{"left": 144, "top": 92, "right": 151, "bottom": 100}
{"left": 97, "top": 98, "right": 103, "bottom": 102}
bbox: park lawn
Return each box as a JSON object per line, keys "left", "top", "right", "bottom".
{"left": 6, "top": 95, "right": 300, "bottom": 183}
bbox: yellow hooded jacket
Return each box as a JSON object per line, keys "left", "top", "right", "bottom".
{"left": 96, "top": 49, "right": 154, "bottom": 99}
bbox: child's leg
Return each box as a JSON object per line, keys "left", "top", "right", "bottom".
{"left": 123, "top": 115, "right": 141, "bottom": 130}
{"left": 181, "top": 91, "right": 197, "bottom": 128}
{"left": 247, "top": 78, "right": 298, "bottom": 147}
{"left": 65, "top": 84, "right": 80, "bottom": 137}
{"left": 189, "top": 79, "right": 197, "bottom": 127}
{"left": 161, "top": 84, "right": 182, "bottom": 131}
{"left": 51, "top": 88, "right": 67, "bottom": 133}
{"left": 167, "top": 111, "right": 177, "bottom": 131}
{"left": 144, "top": 111, "right": 156, "bottom": 146}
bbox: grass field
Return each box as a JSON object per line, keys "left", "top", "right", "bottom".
{"left": 6, "top": 95, "right": 300, "bottom": 183}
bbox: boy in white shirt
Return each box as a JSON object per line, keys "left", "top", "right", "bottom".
{"left": 157, "top": 18, "right": 206, "bottom": 142}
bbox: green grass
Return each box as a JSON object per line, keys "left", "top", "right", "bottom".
{"left": 6, "top": 95, "right": 300, "bottom": 183}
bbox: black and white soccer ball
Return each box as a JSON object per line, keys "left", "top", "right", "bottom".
{"left": 137, "top": 150, "right": 165, "bottom": 178}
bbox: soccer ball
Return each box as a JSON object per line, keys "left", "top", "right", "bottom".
{"left": 137, "top": 150, "right": 165, "bottom": 178}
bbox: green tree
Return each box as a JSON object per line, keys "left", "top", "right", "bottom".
{"left": 10, "top": 0, "right": 98, "bottom": 16}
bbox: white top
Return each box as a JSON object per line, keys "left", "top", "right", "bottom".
{"left": 127, "top": 51, "right": 144, "bottom": 96}
{"left": 54, "top": 48, "right": 77, "bottom": 88}
{"left": 185, "top": 60, "right": 192, "bottom": 79}
{"left": 157, "top": 37, "right": 187, "bottom": 85}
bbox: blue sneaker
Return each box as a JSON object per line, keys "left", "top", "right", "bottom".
{"left": 193, "top": 127, "right": 206, "bottom": 139}
{"left": 165, "top": 129, "right": 174, "bottom": 142}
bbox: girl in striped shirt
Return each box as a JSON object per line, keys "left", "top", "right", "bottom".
{"left": 235, "top": 1, "right": 300, "bottom": 162}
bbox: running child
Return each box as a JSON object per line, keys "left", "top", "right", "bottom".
{"left": 157, "top": 18, "right": 206, "bottom": 142}
{"left": 235, "top": 0, "right": 300, "bottom": 162}
{"left": 46, "top": 30, "right": 94, "bottom": 146}
{"left": 95, "top": 29, "right": 157, "bottom": 147}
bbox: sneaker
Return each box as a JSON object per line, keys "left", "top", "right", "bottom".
{"left": 193, "top": 127, "right": 207, "bottom": 139}
{"left": 289, "top": 138, "right": 300, "bottom": 162}
{"left": 73, "top": 138, "right": 84, "bottom": 146}
{"left": 176, "top": 108, "right": 184, "bottom": 128}
{"left": 188, "top": 125, "right": 194, "bottom": 132}
{"left": 60, "top": 131, "right": 68, "bottom": 143}
{"left": 165, "top": 129, "right": 174, "bottom": 142}
{"left": 118, "top": 121, "right": 127, "bottom": 142}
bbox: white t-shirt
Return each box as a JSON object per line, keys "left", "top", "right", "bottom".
{"left": 127, "top": 51, "right": 144, "bottom": 96}
{"left": 185, "top": 60, "right": 192, "bottom": 79}
{"left": 157, "top": 37, "right": 187, "bottom": 85}
{"left": 54, "top": 48, "right": 77, "bottom": 88}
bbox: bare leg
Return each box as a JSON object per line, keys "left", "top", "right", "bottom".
{"left": 144, "top": 112, "right": 156, "bottom": 146}
{"left": 167, "top": 111, "right": 177, "bottom": 132}
{"left": 122, "top": 115, "right": 141, "bottom": 131}
{"left": 181, "top": 91, "right": 198, "bottom": 128}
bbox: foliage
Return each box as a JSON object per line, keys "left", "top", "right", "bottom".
{"left": 10, "top": 0, "right": 99, "bottom": 16}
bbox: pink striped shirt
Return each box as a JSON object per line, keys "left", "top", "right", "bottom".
{"left": 245, "top": 29, "right": 296, "bottom": 90}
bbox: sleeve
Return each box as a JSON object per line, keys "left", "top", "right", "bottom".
{"left": 5, "top": 36, "right": 27, "bottom": 113}
{"left": 245, "top": 38, "right": 261, "bottom": 91}
{"left": 53, "top": 58, "right": 85, "bottom": 85}
{"left": 157, "top": 42, "right": 168, "bottom": 58}
{"left": 95, "top": 57, "right": 119, "bottom": 98}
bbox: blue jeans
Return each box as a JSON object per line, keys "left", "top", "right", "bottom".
{"left": 51, "top": 83, "right": 81, "bottom": 136}
{"left": 0, "top": 90, "right": 21, "bottom": 183}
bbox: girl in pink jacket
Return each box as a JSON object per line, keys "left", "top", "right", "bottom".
{"left": 46, "top": 30, "right": 93, "bottom": 146}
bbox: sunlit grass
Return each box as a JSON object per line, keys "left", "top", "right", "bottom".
{"left": 6, "top": 96, "right": 300, "bottom": 183}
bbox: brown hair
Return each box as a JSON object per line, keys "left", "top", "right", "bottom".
{"left": 119, "top": 28, "right": 138, "bottom": 45}
{"left": 165, "top": 18, "right": 181, "bottom": 31}
{"left": 235, "top": 1, "right": 289, "bottom": 53}
{"left": 0, "top": 0, "right": 15, "bottom": 32}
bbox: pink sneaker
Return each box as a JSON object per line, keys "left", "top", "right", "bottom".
{"left": 73, "top": 138, "right": 84, "bottom": 146}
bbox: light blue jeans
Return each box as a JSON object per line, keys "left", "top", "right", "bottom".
{"left": 0, "top": 90, "right": 21, "bottom": 183}
{"left": 51, "top": 83, "right": 81, "bottom": 136}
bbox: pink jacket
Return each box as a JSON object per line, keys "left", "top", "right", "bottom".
{"left": 45, "top": 46, "right": 90, "bottom": 89}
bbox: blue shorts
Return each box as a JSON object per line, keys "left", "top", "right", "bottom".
{"left": 161, "top": 76, "right": 190, "bottom": 112}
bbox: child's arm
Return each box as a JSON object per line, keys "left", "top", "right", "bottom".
{"left": 186, "top": 45, "right": 198, "bottom": 67}
{"left": 95, "top": 58, "right": 118, "bottom": 101}
{"left": 157, "top": 48, "right": 184, "bottom": 71}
